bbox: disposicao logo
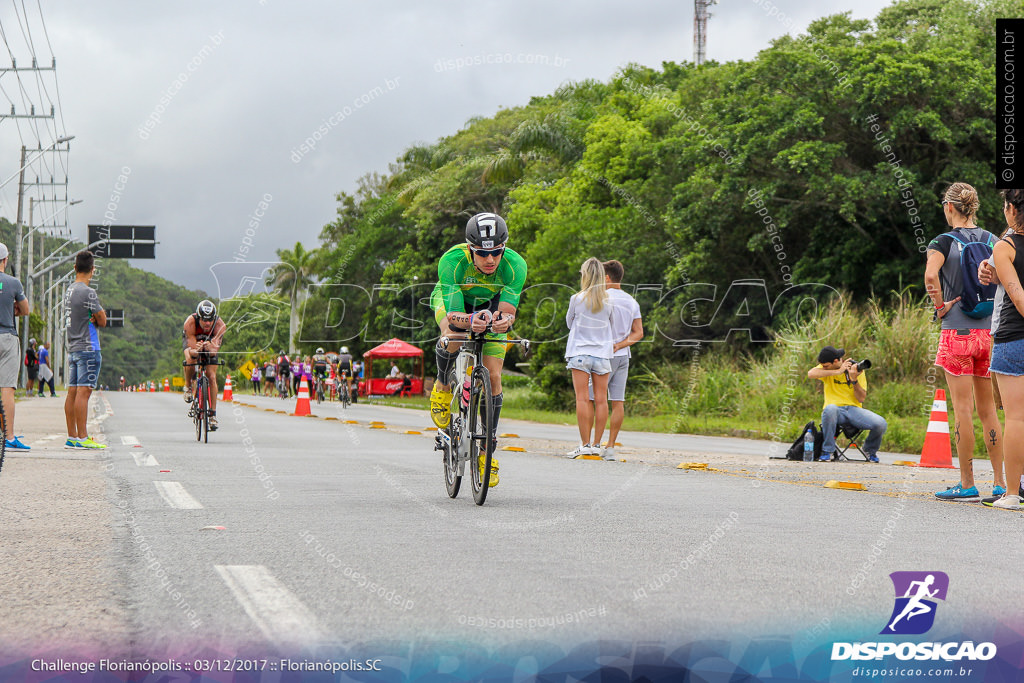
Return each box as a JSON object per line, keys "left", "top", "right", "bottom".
{"left": 831, "top": 571, "right": 997, "bottom": 663}
{"left": 881, "top": 571, "right": 948, "bottom": 635}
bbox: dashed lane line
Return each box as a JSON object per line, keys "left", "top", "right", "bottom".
{"left": 214, "top": 565, "right": 327, "bottom": 648}
{"left": 153, "top": 481, "right": 203, "bottom": 509}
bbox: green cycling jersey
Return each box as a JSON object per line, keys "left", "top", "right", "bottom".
{"left": 429, "top": 244, "right": 528, "bottom": 314}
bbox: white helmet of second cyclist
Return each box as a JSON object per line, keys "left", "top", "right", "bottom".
{"left": 340, "top": 346, "right": 349, "bottom": 354}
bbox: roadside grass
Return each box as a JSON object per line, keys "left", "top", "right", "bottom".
{"left": 360, "top": 290, "right": 1001, "bottom": 458}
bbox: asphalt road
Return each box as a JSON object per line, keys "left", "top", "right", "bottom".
{"left": 3, "top": 390, "right": 1021, "bottom": 674}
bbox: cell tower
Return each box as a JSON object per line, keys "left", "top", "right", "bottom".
{"left": 694, "top": 0, "right": 718, "bottom": 66}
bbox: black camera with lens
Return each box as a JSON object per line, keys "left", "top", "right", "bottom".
{"left": 855, "top": 359, "right": 872, "bottom": 372}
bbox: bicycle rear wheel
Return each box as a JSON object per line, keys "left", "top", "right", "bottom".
{"left": 468, "top": 366, "right": 494, "bottom": 505}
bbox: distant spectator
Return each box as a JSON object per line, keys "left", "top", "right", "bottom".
{"left": 64, "top": 250, "right": 107, "bottom": 450}
{"left": 292, "top": 357, "right": 305, "bottom": 395}
{"left": 251, "top": 363, "right": 261, "bottom": 395}
{"left": 262, "top": 361, "right": 276, "bottom": 396}
{"left": 37, "top": 341, "right": 56, "bottom": 397}
{"left": 984, "top": 188, "right": 1024, "bottom": 510}
{"left": 23, "top": 337, "right": 38, "bottom": 397}
{"left": 0, "top": 243, "right": 29, "bottom": 449}
{"left": 587, "top": 260, "right": 643, "bottom": 460}
{"left": 926, "top": 182, "right": 1005, "bottom": 502}
{"left": 389, "top": 361, "right": 400, "bottom": 378}
{"left": 565, "top": 257, "right": 615, "bottom": 459}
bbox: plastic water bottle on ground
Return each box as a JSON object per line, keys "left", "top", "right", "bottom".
{"left": 803, "top": 428, "right": 814, "bottom": 462}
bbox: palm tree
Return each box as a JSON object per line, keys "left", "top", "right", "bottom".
{"left": 266, "top": 241, "right": 318, "bottom": 354}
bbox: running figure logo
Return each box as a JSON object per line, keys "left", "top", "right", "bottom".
{"left": 881, "top": 571, "right": 949, "bottom": 635}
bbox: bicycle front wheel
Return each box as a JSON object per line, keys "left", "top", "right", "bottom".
{"left": 195, "top": 379, "right": 205, "bottom": 442}
{"left": 468, "top": 365, "right": 494, "bottom": 505}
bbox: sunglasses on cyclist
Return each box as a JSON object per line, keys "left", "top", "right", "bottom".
{"left": 472, "top": 246, "right": 505, "bottom": 258}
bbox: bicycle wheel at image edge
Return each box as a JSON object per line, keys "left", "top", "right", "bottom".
{"left": 468, "top": 365, "right": 494, "bottom": 505}
{"left": 443, "top": 374, "right": 462, "bottom": 499}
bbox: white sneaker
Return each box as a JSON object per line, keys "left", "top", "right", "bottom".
{"left": 566, "top": 444, "right": 591, "bottom": 459}
{"left": 992, "top": 494, "right": 1023, "bottom": 510}
{"left": 600, "top": 447, "right": 617, "bottom": 461}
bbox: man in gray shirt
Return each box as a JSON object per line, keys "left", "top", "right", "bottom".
{"left": 0, "top": 242, "right": 30, "bottom": 449}
{"left": 63, "top": 250, "right": 107, "bottom": 450}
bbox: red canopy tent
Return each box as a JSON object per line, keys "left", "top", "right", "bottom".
{"left": 359, "top": 338, "right": 424, "bottom": 397}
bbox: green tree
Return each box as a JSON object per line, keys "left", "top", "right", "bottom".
{"left": 265, "top": 241, "right": 318, "bottom": 354}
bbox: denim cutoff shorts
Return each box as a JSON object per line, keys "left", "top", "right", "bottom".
{"left": 566, "top": 354, "right": 611, "bottom": 375}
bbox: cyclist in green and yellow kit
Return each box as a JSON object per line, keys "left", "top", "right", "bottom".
{"left": 429, "top": 213, "right": 527, "bottom": 488}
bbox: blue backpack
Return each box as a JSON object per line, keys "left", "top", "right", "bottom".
{"left": 945, "top": 230, "right": 996, "bottom": 319}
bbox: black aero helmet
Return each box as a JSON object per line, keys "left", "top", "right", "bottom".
{"left": 465, "top": 213, "right": 508, "bottom": 249}
{"left": 196, "top": 299, "right": 217, "bottom": 321}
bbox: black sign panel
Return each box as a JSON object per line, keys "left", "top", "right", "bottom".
{"left": 87, "top": 225, "right": 156, "bottom": 259}
{"left": 105, "top": 308, "right": 125, "bottom": 328}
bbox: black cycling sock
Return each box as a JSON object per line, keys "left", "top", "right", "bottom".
{"left": 435, "top": 343, "right": 458, "bottom": 384}
{"left": 486, "top": 392, "right": 503, "bottom": 456}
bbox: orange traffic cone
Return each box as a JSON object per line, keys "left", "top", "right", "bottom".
{"left": 163, "top": 378, "right": 170, "bottom": 392}
{"left": 148, "top": 381, "right": 154, "bottom": 392}
{"left": 919, "top": 388, "right": 954, "bottom": 468}
{"left": 293, "top": 375, "right": 311, "bottom": 416}
{"left": 223, "top": 375, "right": 233, "bottom": 402}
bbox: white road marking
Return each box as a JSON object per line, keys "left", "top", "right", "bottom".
{"left": 153, "top": 481, "right": 203, "bottom": 509}
{"left": 121, "top": 435, "right": 140, "bottom": 445}
{"left": 132, "top": 452, "right": 160, "bottom": 467}
{"left": 214, "top": 565, "right": 327, "bottom": 647}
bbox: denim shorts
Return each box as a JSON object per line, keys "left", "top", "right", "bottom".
{"left": 990, "top": 338, "right": 1024, "bottom": 377}
{"left": 566, "top": 354, "right": 611, "bottom": 375}
{"left": 68, "top": 350, "right": 102, "bottom": 388}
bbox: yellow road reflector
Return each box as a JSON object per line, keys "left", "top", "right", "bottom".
{"left": 677, "top": 462, "right": 709, "bottom": 470}
{"left": 370, "top": 425, "right": 385, "bottom": 429}
{"left": 344, "top": 420, "right": 359, "bottom": 424}
{"left": 893, "top": 461, "right": 917, "bottom": 467}
{"left": 502, "top": 446, "right": 525, "bottom": 452}
{"left": 579, "top": 454, "right": 602, "bottom": 460}
{"left": 825, "top": 480, "right": 866, "bottom": 491}
{"left": 405, "top": 430, "right": 422, "bottom": 435}
{"left": 324, "top": 417, "right": 338, "bottom": 421}
{"left": 276, "top": 410, "right": 288, "bottom": 414}
{"left": 500, "top": 433, "right": 519, "bottom": 438}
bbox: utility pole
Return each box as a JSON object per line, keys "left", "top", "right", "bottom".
{"left": 694, "top": 0, "right": 718, "bottom": 66}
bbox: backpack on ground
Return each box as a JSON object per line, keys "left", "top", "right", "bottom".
{"left": 945, "top": 230, "right": 996, "bottom": 319}
{"left": 785, "top": 420, "right": 822, "bottom": 461}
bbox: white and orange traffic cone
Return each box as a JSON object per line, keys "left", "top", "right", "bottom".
{"left": 163, "top": 378, "right": 170, "bottom": 392}
{"left": 293, "top": 375, "right": 311, "bottom": 416}
{"left": 920, "top": 388, "right": 954, "bottom": 468}
{"left": 222, "top": 375, "right": 233, "bottom": 402}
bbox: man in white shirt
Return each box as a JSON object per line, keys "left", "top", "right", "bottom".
{"left": 589, "top": 260, "right": 643, "bottom": 459}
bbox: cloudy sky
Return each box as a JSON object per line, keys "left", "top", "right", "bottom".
{"left": 0, "top": 0, "right": 897, "bottom": 295}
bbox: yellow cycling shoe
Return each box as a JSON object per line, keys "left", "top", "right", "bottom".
{"left": 430, "top": 384, "right": 453, "bottom": 428}
{"left": 478, "top": 454, "right": 499, "bottom": 487}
